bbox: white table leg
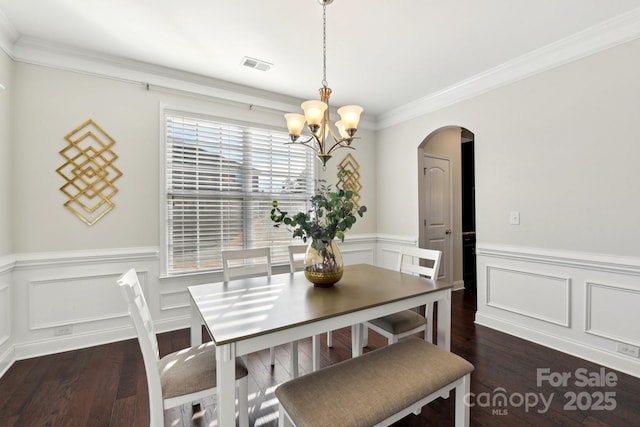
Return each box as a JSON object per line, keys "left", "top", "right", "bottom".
{"left": 426, "top": 302, "right": 434, "bottom": 343}
{"left": 312, "top": 334, "right": 321, "bottom": 371}
{"left": 437, "top": 289, "right": 451, "bottom": 351}
{"left": 190, "top": 298, "right": 202, "bottom": 346}
{"left": 351, "top": 324, "right": 363, "bottom": 357}
{"left": 291, "top": 341, "right": 299, "bottom": 378}
{"left": 216, "top": 343, "right": 237, "bottom": 426}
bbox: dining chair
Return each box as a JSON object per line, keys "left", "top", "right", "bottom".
{"left": 363, "top": 246, "right": 441, "bottom": 347}
{"left": 287, "top": 244, "right": 307, "bottom": 273}
{"left": 117, "top": 268, "right": 249, "bottom": 427}
{"left": 222, "top": 247, "right": 299, "bottom": 376}
{"left": 222, "top": 247, "right": 272, "bottom": 282}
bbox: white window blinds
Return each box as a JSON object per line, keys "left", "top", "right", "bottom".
{"left": 164, "top": 110, "right": 316, "bottom": 274}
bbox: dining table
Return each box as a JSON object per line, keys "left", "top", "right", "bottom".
{"left": 188, "top": 262, "right": 453, "bottom": 426}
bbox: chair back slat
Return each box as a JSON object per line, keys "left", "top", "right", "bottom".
{"left": 118, "top": 270, "right": 160, "bottom": 360}
{"left": 222, "top": 247, "right": 272, "bottom": 281}
{"left": 117, "top": 268, "right": 163, "bottom": 417}
{"left": 397, "top": 246, "right": 441, "bottom": 280}
{"left": 288, "top": 244, "right": 307, "bottom": 273}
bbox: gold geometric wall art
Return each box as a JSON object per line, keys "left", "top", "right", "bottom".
{"left": 57, "top": 119, "right": 122, "bottom": 226}
{"left": 337, "top": 153, "right": 362, "bottom": 209}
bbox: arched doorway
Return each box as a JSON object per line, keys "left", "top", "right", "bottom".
{"left": 418, "top": 126, "right": 475, "bottom": 290}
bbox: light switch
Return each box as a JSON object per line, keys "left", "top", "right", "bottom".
{"left": 510, "top": 211, "right": 520, "bottom": 225}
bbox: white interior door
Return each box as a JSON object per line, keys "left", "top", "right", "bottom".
{"left": 423, "top": 155, "right": 452, "bottom": 283}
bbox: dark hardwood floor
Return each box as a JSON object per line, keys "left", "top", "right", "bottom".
{"left": 1, "top": 289, "right": 639, "bottom": 426}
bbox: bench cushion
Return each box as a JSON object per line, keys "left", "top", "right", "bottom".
{"left": 275, "top": 338, "right": 474, "bottom": 427}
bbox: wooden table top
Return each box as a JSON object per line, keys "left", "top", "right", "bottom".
{"left": 188, "top": 263, "right": 453, "bottom": 345}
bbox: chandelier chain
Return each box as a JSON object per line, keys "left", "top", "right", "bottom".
{"left": 322, "top": 2, "right": 328, "bottom": 88}
{"left": 282, "top": 0, "right": 362, "bottom": 168}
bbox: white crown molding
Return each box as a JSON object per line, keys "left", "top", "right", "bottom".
{"left": 10, "top": 36, "right": 378, "bottom": 130}
{"left": 13, "top": 37, "right": 304, "bottom": 111}
{"left": 5, "top": 7, "right": 637, "bottom": 132}
{"left": 0, "top": 7, "right": 17, "bottom": 57}
{"left": 6, "top": 37, "right": 380, "bottom": 130}
{"left": 376, "top": 7, "right": 640, "bottom": 130}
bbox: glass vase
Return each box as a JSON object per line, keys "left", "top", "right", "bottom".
{"left": 304, "top": 239, "right": 344, "bottom": 287}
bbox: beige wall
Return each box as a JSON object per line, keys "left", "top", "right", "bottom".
{"left": 11, "top": 37, "right": 640, "bottom": 260}
{"left": 11, "top": 63, "right": 377, "bottom": 254}
{"left": 377, "top": 37, "right": 640, "bottom": 258}
{"left": 322, "top": 127, "right": 377, "bottom": 238}
{"left": 0, "top": 50, "right": 11, "bottom": 256}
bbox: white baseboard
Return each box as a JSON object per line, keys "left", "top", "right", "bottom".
{"left": 154, "top": 315, "right": 190, "bottom": 335}
{"left": 476, "top": 312, "right": 640, "bottom": 378}
{"left": 13, "top": 325, "right": 134, "bottom": 360}
{"left": 12, "top": 314, "right": 192, "bottom": 362}
{"left": 0, "top": 345, "right": 14, "bottom": 378}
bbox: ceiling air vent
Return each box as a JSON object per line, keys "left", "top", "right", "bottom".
{"left": 241, "top": 56, "right": 272, "bottom": 72}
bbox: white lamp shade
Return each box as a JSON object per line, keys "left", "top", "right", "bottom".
{"left": 301, "top": 100, "right": 328, "bottom": 126}
{"left": 335, "top": 120, "right": 350, "bottom": 139}
{"left": 284, "top": 113, "right": 306, "bottom": 136}
{"left": 337, "top": 105, "right": 363, "bottom": 130}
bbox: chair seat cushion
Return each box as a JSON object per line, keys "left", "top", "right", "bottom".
{"left": 368, "top": 309, "right": 426, "bottom": 334}
{"left": 275, "top": 338, "right": 474, "bottom": 427}
{"left": 158, "top": 341, "right": 248, "bottom": 400}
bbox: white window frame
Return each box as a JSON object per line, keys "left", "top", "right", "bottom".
{"left": 159, "top": 107, "right": 316, "bottom": 277}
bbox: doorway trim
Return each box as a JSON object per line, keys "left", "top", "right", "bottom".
{"left": 420, "top": 153, "right": 454, "bottom": 284}
{"left": 417, "top": 125, "right": 475, "bottom": 291}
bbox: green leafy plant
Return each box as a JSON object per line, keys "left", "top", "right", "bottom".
{"left": 270, "top": 181, "right": 367, "bottom": 270}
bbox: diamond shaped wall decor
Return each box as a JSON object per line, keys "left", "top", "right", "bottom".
{"left": 57, "top": 119, "right": 122, "bottom": 226}
{"left": 337, "top": 153, "right": 362, "bottom": 209}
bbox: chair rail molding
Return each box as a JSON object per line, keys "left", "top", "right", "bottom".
{"left": 477, "top": 243, "right": 640, "bottom": 276}
{"left": 14, "top": 247, "right": 159, "bottom": 270}
{"left": 0, "top": 255, "right": 15, "bottom": 274}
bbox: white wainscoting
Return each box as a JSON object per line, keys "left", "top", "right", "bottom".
{"left": 0, "top": 257, "right": 13, "bottom": 377}
{"left": 0, "top": 236, "right": 382, "bottom": 377}
{"left": 375, "top": 234, "right": 418, "bottom": 270}
{"left": 486, "top": 266, "right": 571, "bottom": 327}
{"left": 586, "top": 281, "right": 640, "bottom": 347}
{"left": 476, "top": 244, "right": 640, "bottom": 378}
{"left": 28, "top": 272, "right": 132, "bottom": 330}
{"left": 0, "top": 281, "right": 10, "bottom": 346}
{"left": 10, "top": 238, "right": 639, "bottom": 381}
{"left": 11, "top": 248, "right": 160, "bottom": 361}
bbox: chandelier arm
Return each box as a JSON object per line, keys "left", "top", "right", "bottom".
{"left": 326, "top": 122, "right": 339, "bottom": 141}
{"left": 285, "top": 135, "right": 315, "bottom": 146}
{"left": 325, "top": 138, "right": 355, "bottom": 156}
{"left": 287, "top": 135, "right": 326, "bottom": 159}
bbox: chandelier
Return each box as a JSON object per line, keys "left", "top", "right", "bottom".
{"left": 284, "top": 0, "right": 363, "bottom": 168}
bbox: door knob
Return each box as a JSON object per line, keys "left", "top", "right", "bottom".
{"left": 445, "top": 229, "right": 452, "bottom": 235}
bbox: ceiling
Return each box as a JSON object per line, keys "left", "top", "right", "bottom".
{"left": 1, "top": 0, "right": 639, "bottom": 119}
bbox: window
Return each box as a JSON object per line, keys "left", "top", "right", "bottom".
{"left": 163, "top": 110, "right": 316, "bottom": 275}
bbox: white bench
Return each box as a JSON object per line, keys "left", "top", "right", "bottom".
{"left": 275, "top": 338, "right": 474, "bottom": 427}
